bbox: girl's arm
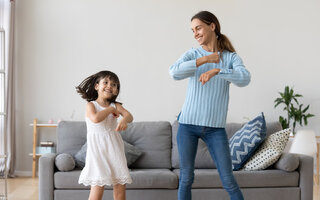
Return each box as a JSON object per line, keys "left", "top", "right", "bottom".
{"left": 115, "top": 103, "right": 133, "bottom": 131}
{"left": 86, "top": 102, "right": 119, "bottom": 123}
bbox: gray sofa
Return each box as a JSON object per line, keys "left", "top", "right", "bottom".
{"left": 39, "top": 121, "right": 313, "bottom": 200}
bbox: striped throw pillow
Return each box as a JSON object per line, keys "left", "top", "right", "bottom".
{"left": 229, "top": 112, "right": 267, "bottom": 170}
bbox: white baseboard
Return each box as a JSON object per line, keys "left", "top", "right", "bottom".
{"left": 14, "top": 170, "right": 37, "bottom": 177}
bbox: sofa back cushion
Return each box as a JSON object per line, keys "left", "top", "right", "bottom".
{"left": 57, "top": 121, "right": 87, "bottom": 156}
{"left": 121, "top": 121, "right": 172, "bottom": 169}
{"left": 171, "top": 120, "right": 282, "bottom": 169}
{"left": 57, "top": 121, "right": 172, "bottom": 169}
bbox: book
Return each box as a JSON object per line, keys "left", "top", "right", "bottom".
{"left": 36, "top": 146, "right": 56, "bottom": 154}
{"left": 40, "top": 141, "right": 54, "bottom": 147}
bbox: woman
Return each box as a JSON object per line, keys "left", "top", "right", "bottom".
{"left": 169, "top": 11, "right": 250, "bottom": 200}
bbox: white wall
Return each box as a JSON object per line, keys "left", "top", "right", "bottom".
{"left": 14, "top": 0, "right": 320, "bottom": 173}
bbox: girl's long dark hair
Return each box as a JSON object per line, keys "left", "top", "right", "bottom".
{"left": 191, "top": 11, "right": 235, "bottom": 53}
{"left": 76, "top": 70, "right": 120, "bottom": 103}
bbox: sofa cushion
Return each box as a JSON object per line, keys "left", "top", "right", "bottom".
{"left": 74, "top": 140, "right": 142, "bottom": 168}
{"left": 127, "top": 169, "right": 178, "bottom": 189}
{"left": 55, "top": 169, "right": 178, "bottom": 189}
{"left": 274, "top": 153, "right": 299, "bottom": 172}
{"left": 229, "top": 112, "right": 267, "bottom": 170}
{"left": 242, "top": 128, "right": 291, "bottom": 170}
{"left": 121, "top": 121, "right": 172, "bottom": 169}
{"left": 173, "top": 169, "right": 299, "bottom": 188}
{"left": 55, "top": 153, "right": 75, "bottom": 172}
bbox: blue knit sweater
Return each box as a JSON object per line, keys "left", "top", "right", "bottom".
{"left": 169, "top": 46, "right": 251, "bottom": 128}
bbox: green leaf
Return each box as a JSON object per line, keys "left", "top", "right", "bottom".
{"left": 306, "top": 114, "right": 315, "bottom": 118}
{"left": 279, "top": 116, "right": 288, "bottom": 129}
{"left": 274, "top": 85, "right": 315, "bottom": 132}
{"left": 302, "top": 105, "right": 309, "bottom": 113}
{"left": 303, "top": 117, "right": 307, "bottom": 125}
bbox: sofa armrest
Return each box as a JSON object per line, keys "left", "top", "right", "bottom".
{"left": 39, "top": 153, "right": 56, "bottom": 200}
{"left": 297, "top": 154, "right": 313, "bottom": 200}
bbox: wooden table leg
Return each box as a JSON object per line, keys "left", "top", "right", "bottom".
{"left": 317, "top": 143, "right": 319, "bottom": 185}
{"left": 32, "top": 119, "right": 37, "bottom": 178}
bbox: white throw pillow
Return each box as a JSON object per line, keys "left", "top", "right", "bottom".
{"left": 242, "top": 128, "right": 291, "bottom": 171}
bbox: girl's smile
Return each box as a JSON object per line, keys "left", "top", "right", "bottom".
{"left": 95, "top": 77, "right": 119, "bottom": 100}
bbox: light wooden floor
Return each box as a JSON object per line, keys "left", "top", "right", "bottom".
{"left": 4, "top": 177, "right": 320, "bottom": 200}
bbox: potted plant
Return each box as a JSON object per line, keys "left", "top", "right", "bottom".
{"left": 274, "top": 86, "right": 315, "bottom": 134}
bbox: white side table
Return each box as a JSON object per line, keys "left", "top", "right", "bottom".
{"left": 0, "top": 154, "right": 7, "bottom": 200}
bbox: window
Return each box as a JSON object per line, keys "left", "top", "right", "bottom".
{"left": 0, "top": 28, "right": 5, "bottom": 156}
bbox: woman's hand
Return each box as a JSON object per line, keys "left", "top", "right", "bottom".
{"left": 115, "top": 119, "right": 128, "bottom": 132}
{"left": 199, "top": 68, "right": 220, "bottom": 85}
{"left": 206, "top": 52, "right": 220, "bottom": 63}
{"left": 196, "top": 52, "right": 220, "bottom": 67}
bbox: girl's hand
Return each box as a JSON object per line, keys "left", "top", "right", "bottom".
{"left": 112, "top": 109, "right": 120, "bottom": 118}
{"left": 115, "top": 119, "right": 128, "bottom": 132}
{"left": 199, "top": 68, "right": 220, "bottom": 85}
{"left": 109, "top": 106, "right": 120, "bottom": 118}
{"left": 206, "top": 52, "right": 220, "bottom": 63}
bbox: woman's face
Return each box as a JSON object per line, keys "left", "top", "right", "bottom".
{"left": 191, "top": 18, "right": 215, "bottom": 46}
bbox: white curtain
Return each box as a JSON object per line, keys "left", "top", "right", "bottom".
{"left": 0, "top": 0, "right": 15, "bottom": 177}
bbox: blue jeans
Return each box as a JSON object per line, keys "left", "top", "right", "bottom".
{"left": 177, "top": 123, "right": 244, "bottom": 200}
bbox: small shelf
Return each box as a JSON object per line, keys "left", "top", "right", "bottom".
{"left": 28, "top": 153, "right": 42, "bottom": 157}
{"left": 29, "top": 123, "right": 57, "bottom": 127}
{"left": 30, "top": 119, "right": 58, "bottom": 178}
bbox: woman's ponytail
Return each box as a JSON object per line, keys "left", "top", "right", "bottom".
{"left": 217, "top": 33, "right": 235, "bottom": 53}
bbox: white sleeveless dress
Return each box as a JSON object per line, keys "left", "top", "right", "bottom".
{"left": 78, "top": 101, "right": 132, "bottom": 186}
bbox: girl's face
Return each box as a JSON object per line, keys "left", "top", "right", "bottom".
{"left": 191, "top": 18, "right": 215, "bottom": 46}
{"left": 95, "top": 77, "right": 119, "bottom": 100}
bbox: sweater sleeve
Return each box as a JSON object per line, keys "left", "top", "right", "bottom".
{"left": 217, "top": 53, "right": 251, "bottom": 87}
{"left": 169, "top": 49, "right": 197, "bottom": 80}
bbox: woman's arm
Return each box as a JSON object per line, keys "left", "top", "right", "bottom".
{"left": 217, "top": 53, "right": 251, "bottom": 87}
{"left": 170, "top": 49, "right": 220, "bottom": 81}
{"left": 196, "top": 52, "right": 219, "bottom": 67}
{"left": 199, "top": 68, "right": 221, "bottom": 85}
{"left": 115, "top": 103, "right": 133, "bottom": 131}
{"left": 169, "top": 49, "right": 198, "bottom": 80}
{"left": 86, "top": 102, "right": 119, "bottom": 123}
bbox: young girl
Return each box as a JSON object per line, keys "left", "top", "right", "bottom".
{"left": 76, "top": 70, "right": 133, "bottom": 200}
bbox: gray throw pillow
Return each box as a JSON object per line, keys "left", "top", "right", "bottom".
{"left": 74, "top": 142, "right": 87, "bottom": 168}
{"left": 55, "top": 153, "right": 75, "bottom": 171}
{"left": 74, "top": 140, "right": 142, "bottom": 169}
{"left": 274, "top": 153, "right": 299, "bottom": 172}
{"left": 123, "top": 140, "right": 143, "bottom": 166}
